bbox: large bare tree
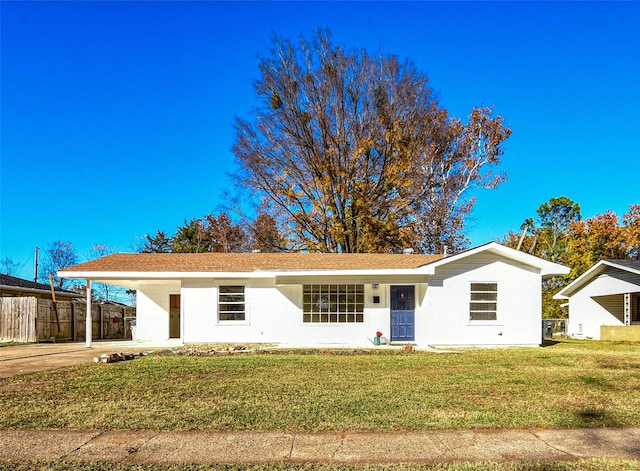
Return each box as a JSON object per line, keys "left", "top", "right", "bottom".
{"left": 233, "top": 31, "right": 511, "bottom": 253}
{"left": 40, "top": 240, "right": 78, "bottom": 288}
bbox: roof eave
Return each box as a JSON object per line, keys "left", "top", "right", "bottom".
{"left": 0, "top": 284, "right": 83, "bottom": 298}
{"left": 58, "top": 268, "right": 425, "bottom": 280}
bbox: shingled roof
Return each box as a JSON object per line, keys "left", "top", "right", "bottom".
{"left": 0, "top": 274, "right": 81, "bottom": 296}
{"left": 603, "top": 259, "right": 640, "bottom": 271}
{"left": 62, "top": 252, "right": 444, "bottom": 273}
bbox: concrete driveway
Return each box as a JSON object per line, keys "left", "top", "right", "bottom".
{"left": 0, "top": 340, "right": 180, "bottom": 378}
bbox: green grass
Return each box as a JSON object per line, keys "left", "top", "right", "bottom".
{"left": 2, "top": 460, "right": 640, "bottom": 470}
{"left": 1, "top": 340, "right": 640, "bottom": 431}
{"left": 0, "top": 341, "right": 26, "bottom": 347}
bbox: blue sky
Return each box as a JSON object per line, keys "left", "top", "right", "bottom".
{"left": 2, "top": 1, "right": 639, "bottom": 279}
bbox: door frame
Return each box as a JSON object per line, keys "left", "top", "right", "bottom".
{"left": 169, "top": 293, "right": 181, "bottom": 339}
{"left": 390, "top": 285, "right": 416, "bottom": 342}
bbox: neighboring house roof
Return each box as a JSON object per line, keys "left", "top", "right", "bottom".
{"left": 554, "top": 259, "right": 640, "bottom": 299}
{"left": 602, "top": 259, "right": 640, "bottom": 271}
{"left": 0, "top": 274, "right": 83, "bottom": 298}
{"left": 59, "top": 242, "right": 570, "bottom": 281}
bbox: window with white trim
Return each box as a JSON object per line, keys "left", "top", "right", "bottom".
{"left": 303, "top": 284, "right": 364, "bottom": 323}
{"left": 470, "top": 282, "right": 497, "bottom": 321}
{"left": 218, "top": 285, "right": 245, "bottom": 321}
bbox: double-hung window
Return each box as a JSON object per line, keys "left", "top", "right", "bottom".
{"left": 303, "top": 284, "right": 364, "bottom": 323}
{"left": 470, "top": 282, "right": 497, "bottom": 321}
{"left": 218, "top": 285, "right": 245, "bottom": 321}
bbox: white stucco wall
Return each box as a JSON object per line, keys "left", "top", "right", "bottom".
{"left": 421, "top": 254, "right": 542, "bottom": 347}
{"left": 181, "top": 279, "right": 396, "bottom": 346}
{"left": 135, "top": 281, "right": 180, "bottom": 341}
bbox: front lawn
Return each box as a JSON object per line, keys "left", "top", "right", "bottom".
{"left": 1, "top": 340, "right": 639, "bottom": 431}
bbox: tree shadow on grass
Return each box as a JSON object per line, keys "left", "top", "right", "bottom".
{"left": 575, "top": 408, "right": 623, "bottom": 427}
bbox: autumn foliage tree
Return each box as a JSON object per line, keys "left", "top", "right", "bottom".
{"left": 250, "top": 213, "right": 287, "bottom": 252}
{"left": 565, "top": 209, "right": 636, "bottom": 278}
{"left": 204, "top": 212, "right": 247, "bottom": 253}
{"left": 140, "top": 212, "right": 248, "bottom": 254}
{"left": 232, "top": 31, "right": 511, "bottom": 254}
{"left": 503, "top": 199, "right": 640, "bottom": 318}
{"left": 622, "top": 204, "right": 640, "bottom": 259}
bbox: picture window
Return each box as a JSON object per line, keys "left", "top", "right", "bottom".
{"left": 303, "top": 284, "right": 364, "bottom": 323}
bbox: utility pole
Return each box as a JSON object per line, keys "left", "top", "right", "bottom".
{"left": 34, "top": 247, "right": 39, "bottom": 282}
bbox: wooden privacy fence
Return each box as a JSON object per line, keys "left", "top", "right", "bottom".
{"left": 0, "top": 297, "right": 136, "bottom": 343}
{"left": 0, "top": 297, "right": 38, "bottom": 342}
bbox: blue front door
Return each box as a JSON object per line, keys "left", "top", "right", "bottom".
{"left": 391, "top": 285, "right": 415, "bottom": 342}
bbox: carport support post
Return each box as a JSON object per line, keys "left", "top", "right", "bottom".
{"left": 624, "top": 293, "right": 631, "bottom": 326}
{"left": 86, "top": 280, "right": 92, "bottom": 347}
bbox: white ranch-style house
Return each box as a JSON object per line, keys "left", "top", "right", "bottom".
{"left": 59, "top": 242, "right": 569, "bottom": 348}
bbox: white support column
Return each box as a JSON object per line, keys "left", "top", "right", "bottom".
{"left": 86, "top": 280, "right": 92, "bottom": 347}
{"left": 624, "top": 293, "right": 631, "bottom": 326}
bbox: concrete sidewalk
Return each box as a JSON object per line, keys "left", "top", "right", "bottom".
{"left": 1, "top": 427, "right": 639, "bottom": 464}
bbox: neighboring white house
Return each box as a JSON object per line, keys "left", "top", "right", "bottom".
{"left": 554, "top": 260, "right": 640, "bottom": 339}
{"left": 59, "top": 242, "right": 569, "bottom": 348}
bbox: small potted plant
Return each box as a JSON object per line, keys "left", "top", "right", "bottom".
{"left": 374, "top": 331, "right": 383, "bottom": 346}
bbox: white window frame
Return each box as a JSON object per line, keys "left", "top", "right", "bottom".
{"left": 303, "top": 284, "right": 365, "bottom": 323}
{"left": 218, "top": 285, "right": 247, "bottom": 324}
{"left": 469, "top": 282, "right": 498, "bottom": 322}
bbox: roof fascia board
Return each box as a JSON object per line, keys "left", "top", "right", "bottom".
{"left": 58, "top": 268, "right": 423, "bottom": 281}
{"left": 59, "top": 271, "right": 276, "bottom": 280}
